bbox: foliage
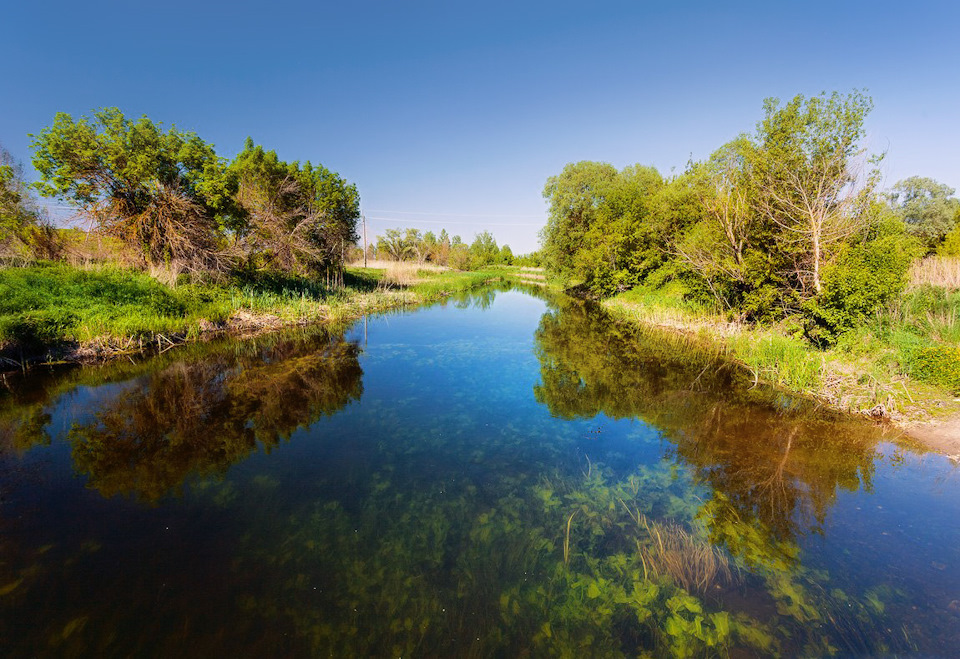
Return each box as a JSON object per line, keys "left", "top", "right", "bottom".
{"left": 513, "top": 250, "right": 543, "bottom": 267}
{"left": 936, "top": 220, "right": 960, "bottom": 257}
{"left": 802, "top": 232, "right": 920, "bottom": 346}
{"left": 542, "top": 90, "right": 884, "bottom": 334}
{"left": 887, "top": 176, "right": 960, "bottom": 251}
{"left": 375, "top": 227, "right": 420, "bottom": 261}
{"left": 29, "top": 110, "right": 360, "bottom": 281}
{"left": 31, "top": 108, "right": 232, "bottom": 272}
{"left": 1, "top": 143, "right": 57, "bottom": 262}
{"left": 902, "top": 344, "right": 960, "bottom": 394}
{"left": 371, "top": 226, "right": 514, "bottom": 270}
{"left": 229, "top": 139, "right": 359, "bottom": 278}
{"left": 751, "top": 90, "right": 878, "bottom": 297}
{"left": 541, "top": 162, "right": 666, "bottom": 296}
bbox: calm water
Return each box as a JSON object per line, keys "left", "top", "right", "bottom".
{"left": 1, "top": 286, "right": 959, "bottom": 657}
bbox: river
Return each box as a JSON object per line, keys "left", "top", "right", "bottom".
{"left": 1, "top": 285, "right": 958, "bottom": 656}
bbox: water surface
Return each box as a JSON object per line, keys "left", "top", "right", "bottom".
{"left": 1, "top": 286, "right": 958, "bottom": 657}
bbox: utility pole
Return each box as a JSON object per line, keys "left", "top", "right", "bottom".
{"left": 362, "top": 213, "right": 368, "bottom": 267}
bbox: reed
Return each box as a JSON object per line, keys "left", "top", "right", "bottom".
{"left": 908, "top": 256, "right": 960, "bottom": 290}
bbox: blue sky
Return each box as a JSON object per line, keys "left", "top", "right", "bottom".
{"left": 3, "top": 0, "right": 959, "bottom": 254}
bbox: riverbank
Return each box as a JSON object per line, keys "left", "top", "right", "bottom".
{"left": 603, "top": 289, "right": 960, "bottom": 459}
{"left": 0, "top": 262, "right": 505, "bottom": 370}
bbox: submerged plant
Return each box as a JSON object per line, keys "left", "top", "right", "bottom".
{"left": 632, "top": 513, "right": 735, "bottom": 595}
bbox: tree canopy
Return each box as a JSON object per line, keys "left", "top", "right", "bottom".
{"left": 541, "top": 161, "right": 665, "bottom": 296}
{"left": 540, "top": 91, "right": 923, "bottom": 343}
{"left": 31, "top": 108, "right": 231, "bottom": 272}
{"left": 887, "top": 176, "right": 959, "bottom": 251}
{"left": 230, "top": 138, "right": 359, "bottom": 277}
{"left": 29, "top": 109, "right": 359, "bottom": 279}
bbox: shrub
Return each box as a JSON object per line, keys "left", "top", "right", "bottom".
{"left": 904, "top": 344, "right": 960, "bottom": 394}
{"left": 937, "top": 223, "right": 960, "bottom": 257}
{"left": 803, "top": 234, "right": 919, "bottom": 346}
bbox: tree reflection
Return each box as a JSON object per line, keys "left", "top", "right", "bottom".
{"left": 532, "top": 296, "right": 885, "bottom": 565}
{"left": 65, "top": 331, "right": 362, "bottom": 502}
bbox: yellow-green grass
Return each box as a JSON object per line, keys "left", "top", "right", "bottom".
{"left": 0, "top": 262, "right": 498, "bottom": 363}
{"left": 604, "top": 285, "right": 960, "bottom": 422}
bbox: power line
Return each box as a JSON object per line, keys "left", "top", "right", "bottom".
{"left": 366, "top": 216, "right": 543, "bottom": 227}
{"left": 366, "top": 209, "right": 544, "bottom": 219}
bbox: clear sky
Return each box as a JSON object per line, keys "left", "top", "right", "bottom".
{"left": 3, "top": 0, "right": 958, "bottom": 254}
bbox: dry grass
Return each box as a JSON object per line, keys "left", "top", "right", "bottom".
{"left": 347, "top": 259, "right": 448, "bottom": 288}
{"left": 382, "top": 261, "right": 421, "bottom": 287}
{"left": 348, "top": 258, "right": 447, "bottom": 272}
{"left": 909, "top": 256, "right": 960, "bottom": 290}
{"left": 605, "top": 297, "right": 745, "bottom": 339}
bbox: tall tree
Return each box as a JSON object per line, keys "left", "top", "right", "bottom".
{"left": 541, "top": 161, "right": 663, "bottom": 295}
{"left": 31, "top": 108, "right": 233, "bottom": 272}
{"left": 887, "top": 176, "right": 959, "bottom": 251}
{"left": 541, "top": 161, "right": 619, "bottom": 284}
{"left": 750, "top": 91, "right": 879, "bottom": 296}
{"left": 469, "top": 230, "right": 500, "bottom": 266}
{"left": 1, "top": 143, "right": 51, "bottom": 260}
{"left": 230, "top": 139, "right": 359, "bottom": 278}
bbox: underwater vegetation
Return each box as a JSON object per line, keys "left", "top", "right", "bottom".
{"left": 0, "top": 286, "right": 952, "bottom": 657}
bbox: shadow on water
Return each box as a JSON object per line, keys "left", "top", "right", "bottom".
{"left": 0, "top": 285, "right": 957, "bottom": 657}
{"left": 533, "top": 294, "right": 884, "bottom": 549}
{"left": 2, "top": 327, "right": 363, "bottom": 502}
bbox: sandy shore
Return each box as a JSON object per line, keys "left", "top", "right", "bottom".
{"left": 902, "top": 416, "right": 960, "bottom": 460}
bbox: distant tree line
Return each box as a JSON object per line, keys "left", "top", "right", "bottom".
{"left": 8, "top": 108, "right": 360, "bottom": 284}
{"left": 541, "top": 91, "right": 960, "bottom": 345}
{"left": 370, "top": 227, "right": 514, "bottom": 269}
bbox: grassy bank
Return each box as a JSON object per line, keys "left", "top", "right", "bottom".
{"left": 603, "top": 282, "right": 960, "bottom": 430}
{"left": 0, "top": 262, "right": 504, "bottom": 367}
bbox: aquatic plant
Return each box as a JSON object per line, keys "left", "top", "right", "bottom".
{"left": 631, "top": 513, "right": 734, "bottom": 595}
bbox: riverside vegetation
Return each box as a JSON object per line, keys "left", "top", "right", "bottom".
{"left": 538, "top": 91, "right": 960, "bottom": 436}
{"left": 0, "top": 260, "right": 517, "bottom": 367}
{"left": 0, "top": 108, "right": 524, "bottom": 366}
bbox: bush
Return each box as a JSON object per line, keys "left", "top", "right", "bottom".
{"left": 937, "top": 215, "right": 960, "bottom": 257}
{"left": 904, "top": 344, "right": 960, "bottom": 394}
{"left": 803, "top": 234, "right": 919, "bottom": 347}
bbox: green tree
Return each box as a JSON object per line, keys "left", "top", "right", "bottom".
{"left": 31, "top": 108, "right": 232, "bottom": 272}
{"left": 469, "top": 230, "right": 499, "bottom": 267}
{"left": 1, "top": 143, "right": 47, "bottom": 260}
{"left": 751, "top": 91, "right": 879, "bottom": 297}
{"left": 541, "top": 161, "right": 664, "bottom": 295}
{"left": 887, "top": 176, "right": 959, "bottom": 251}
{"left": 802, "top": 202, "right": 920, "bottom": 345}
{"left": 230, "top": 139, "right": 359, "bottom": 279}
{"left": 541, "top": 161, "right": 619, "bottom": 284}
{"left": 435, "top": 228, "right": 451, "bottom": 265}
{"left": 376, "top": 227, "right": 414, "bottom": 260}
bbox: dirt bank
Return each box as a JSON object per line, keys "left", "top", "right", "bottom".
{"left": 902, "top": 417, "right": 960, "bottom": 460}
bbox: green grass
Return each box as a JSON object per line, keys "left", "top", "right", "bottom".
{"left": 604, "top": 280, "right": 960, "bottom": 420}
{"left": 728, "top": 331, "right": 823, "bottom": 392}
{"left": 0, "top": 262, "right": 499, "bottom": 360}
{"left": 409, "top": 268, "right": 505, "bottom": 297}
{"left": 0, "top": 263, "right": 222, "bottom": 347}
